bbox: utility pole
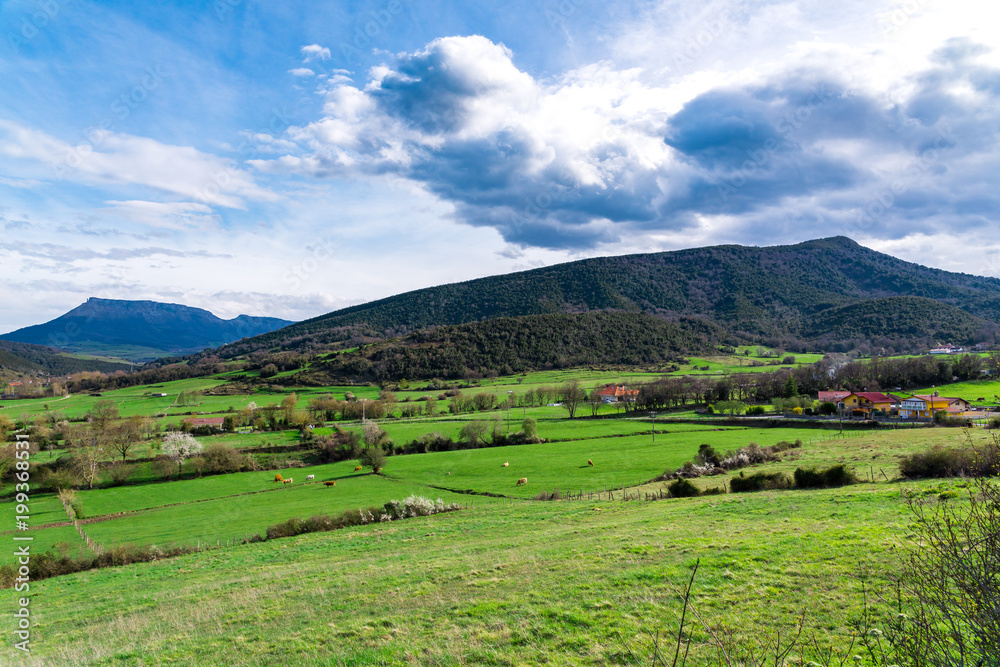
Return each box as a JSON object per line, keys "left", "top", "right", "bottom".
{"left": 650, "top": 411, "right": 655, "bottom": 443}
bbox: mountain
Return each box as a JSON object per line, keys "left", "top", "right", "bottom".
{"left": 294, "top": 312, "right": 731, "bottom": 384}
{"left": 0, "top": 298, "right": 295, "bottom": 362}
{"left": 206, "top": 236, "right": 1000, "bottom": 359}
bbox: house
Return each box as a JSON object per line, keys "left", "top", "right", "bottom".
{"left": 898, "top": 393, "right": 971, "bottom": 419}
{"left": 817, "top": 390, "right": 851, "bottom": 403}
{"left": 839, "top": 392, "right": 903, "bottom": 417}
{"left": 929, "top": 345, "right": 964, "bottom": 355}
{"left": 595, "top": 385, "right": 639, "bottom": 403}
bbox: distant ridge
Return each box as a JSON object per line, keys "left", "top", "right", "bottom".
{"left": 1, "top": 298, "right": 295, "bottom": 362}
{"left": 207, "top": 236, "right": 1000, "bottom": 359}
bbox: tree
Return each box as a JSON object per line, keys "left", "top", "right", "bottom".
{"left": 782, "top": 375, "right": 798, "bottom": 398}
{"left": 359, "top": 445, "right": 386, "bottom": 473}
{"left": 106, "top": 420, "right": 141, "bottom": 463}
{"left": 423, "top": 397, "right": 437, "bottom": 416}
{"left": 587, "top": 387, "right": 604, "bottom": 416}
{"left": 561, "top": 380, "right": 586, "bottom": 419}
{"left": 161, "top": 432, "right": 203, "bottom": 477}
{"left": 521, "top": 417, "right": 539, "bottom": 443}
{"left": 88, "top": 399, "right": 119, "bottom": 431}
{"left": 717, "top": 400, "right": 746, "bottom": 416}
{"left": 459, "top": 420, "right": 491, "bottom": 446}
{"left": 281, "top": 393, "right": 299, "bottom": 423}
{"left": 362, "top": 420, "right": 386, "bottom": 447}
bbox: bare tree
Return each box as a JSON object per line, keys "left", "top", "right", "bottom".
{"left": 107, "top": 420, "right": 141, "bottom": 463}
{"left": 587, "top": 387, "right": 604, "bottom": 416}
{"left": 561, "top": 380, "right": 586, "bottom": 419}
{"left": 87, "top": 399, "right": 119, "bottom": 431}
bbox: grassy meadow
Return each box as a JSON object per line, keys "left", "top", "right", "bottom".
{"left": 0, "top": 361, "right": 989, "bottom": 664}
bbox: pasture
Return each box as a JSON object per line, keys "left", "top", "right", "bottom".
{"left": 0, "top": 477, "right": 952, "bottom": 666}
{"left": 0, "top": 358, "right": 988, "bottom": 665}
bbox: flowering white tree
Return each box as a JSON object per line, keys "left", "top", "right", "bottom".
{"left": 162, "top": 432, "right": 203, "bottom": 476}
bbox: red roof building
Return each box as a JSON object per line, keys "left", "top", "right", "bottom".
{"left": 595, "top": 385, "right": 639, "bottom": 403}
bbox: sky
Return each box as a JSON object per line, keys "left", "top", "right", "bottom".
{"left": 1, "top": 0, "right": 998, "bottom": 333}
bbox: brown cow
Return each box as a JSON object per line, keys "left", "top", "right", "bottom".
{"left": 588, "top": 459, "right": 594, "bottom": 466}
{"left": 324, "top": 480, "right": 336, "bottom": 487}
{"left": 516, "top": 477, "right": 527, "bottom": 486}
{"left": 502, "top": 461, "right": 509, "bottom": 467}
{"left": 354, "top": 466, "right": 363, "bottom": 472}
{"left": 282, "top": 478, "right": 294, "bottom": 484}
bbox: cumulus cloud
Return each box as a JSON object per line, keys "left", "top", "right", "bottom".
{"left": 300, "top": 44, "right": 331, "bottom": 62}
{"left": 288, "top": 67, "right": 316, "bottom": 77}
{"left": 251, "top": 30, "right": 1000, "bottom": 251}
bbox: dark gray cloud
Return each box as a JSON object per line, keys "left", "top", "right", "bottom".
{"left": 281, "top": 35, "right": 1000, "bottom": 251}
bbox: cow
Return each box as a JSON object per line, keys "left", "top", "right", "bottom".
{"left": 354, "top": 466, "right": 363, "bottom": 472}
{"left": 502, "top": 462, "right": 509, "bottom": 467}
{"left": 324, "top": 480, "right": 336, "bottom": 487}
{"left": 274, "top": 474, "right": 284, "bottom": 483}
{"left": 446, "top": 472, "right": 451, "bottom": 475}
{"left": 516, "top": 477, "right": 527, "bottom": 486}
{"left": 588, "top": 459, "right": 594, "bottom": 466}
{"left": 283, "top": 478, "right": 293, "bottom": 484}
{"left": 305, "top": 474, "right": 315, "bottom": 481}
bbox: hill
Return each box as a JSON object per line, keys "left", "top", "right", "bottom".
{"left": 0, "top": 340, "right": 132, "bottom": 376}
{"left": 1, "top": 298, "right": 294, "bottom": 362}
{"left": 206, "top": 236, "right": 1000, "bottom": 359}
{"left": 804, "top": 296, "right": 991, "bottom": 349}
{"left": 294, "top": 312, "right": 731, "bottom": 383}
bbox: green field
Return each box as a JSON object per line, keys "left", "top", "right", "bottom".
{"left": 0, "top": 360, "right": 990, "bottom": 665}
{"left": 1, "top": 476, "right": 957, "bottom": 665}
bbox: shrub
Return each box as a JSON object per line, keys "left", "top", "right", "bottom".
{"left": 793, "top": 464, "right": 858, "bottom": 489}
{"left": 202, "top": 442, "right": 250, "bottom": 474}
{"left": 695, "top": 444, "right": 720, "bottom": 467}
{"left": 819, "top": 401, "right": 838, "bottom": 415}
{"left": 533, "top": 489, "right": 563, "bottom": 501}
{"left": 730, "top": 471, "right": 791, "bottom": 493}
{"left": 745, "top": 405, "right": 765, "bottom": 415}
{"left": 898, "top": 437, "right": 1000, "bottom": 479}
{"left": 668, "top": 478, "right": 701, "bottom": 498}
{"left": 106, "top": 462, "right": 135, "bottom": 486}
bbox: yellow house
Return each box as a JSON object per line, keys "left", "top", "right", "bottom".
{"left": 840, "top": 392, "right": 901, "bottom": 416}
{"left": 899, "top": 393, "right": 970, "bottom": 419}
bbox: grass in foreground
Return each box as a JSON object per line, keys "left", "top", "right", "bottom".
{"left": 1, "top": 481, "right": 937, "bottom": 666}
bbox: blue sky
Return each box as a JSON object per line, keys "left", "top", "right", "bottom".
{"left": 1, "top": 0, "right": 998, "bottom": 332}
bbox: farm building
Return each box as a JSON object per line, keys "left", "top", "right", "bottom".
{"left": 595, "top": 385, "right": 639, "bottom": 403}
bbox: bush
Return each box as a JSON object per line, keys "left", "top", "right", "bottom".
{"left": 730, "top": 471, "right": 791, "bottom": 493}
{"left": 202, "top": 442, "right": 251, "bottom": 474}
{"left": 898, "top": 439, "right": 1000, "bottom": 479}
{"left": 932, "top": 410, "right": 970, "bottom": 427}
{"left": 745, "top": 405, "right": 765, "bottom": 415}
{"left": 668, "top": 478, "right": 701, "bottom": 498}
{"left": 793, "top": 464, "right": 858, "bottom": 489}
{"left": 695, "top": 444, "right": 720, "bottom": 467}
{"left": 818, "top": 401, "right": 838, "bottom": 415}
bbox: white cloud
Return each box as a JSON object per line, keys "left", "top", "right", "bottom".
{"left": 0, "top": 119, "right": 277, "bottom": 209}
{"left": 103, "top": 200, "right": 219, "bottom": 230}
{"left": 288, "top": 67, "right": 316, "bottom": 77}
{"left": 300, "top": 44, "right": 331, "bottom": 62}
